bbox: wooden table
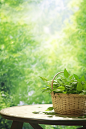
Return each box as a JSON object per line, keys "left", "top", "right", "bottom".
{"left": 0, "top": 104, "right": 86, "bottom": 129}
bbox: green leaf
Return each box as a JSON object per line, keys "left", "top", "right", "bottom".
{"left": 69, "top": 75, "right": 73, "bottom": 80}
{"left": 80, "top": 75, "right": 85, "bottom": 82}
{"left": 74, "top": 74, "right": 79, "bottom": 80}
{"left": 63, "top": 91, "right": 67, "bottom": 94}
{"left": 39, "top": 76, "right": 48, "bottom": 82}
{"left": 58, "top": 86, "right": 65, "bottom": 90}
{"left": 64, "top": 68, "right": 69, "bottom": 78}
{"left": 46, "top": 107, "right": 54, "bottom": 111}
{"left": 83, "top": 83, "right": 86, "bottom": 90}
{"left": 32, "top": 111, "right": 40, "bottom": 114}
{"left": 42, "top": 87, "right": 51, "bottom": 92}
{"left": 53, "top": 86, "right": 65, "bottom": 92}
{"left": 77, "top": 82, "right": 82, "bottom": 92}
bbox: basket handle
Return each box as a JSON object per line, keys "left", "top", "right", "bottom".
{"left": 51, "top": 71, "right": 64, "bottom": 90}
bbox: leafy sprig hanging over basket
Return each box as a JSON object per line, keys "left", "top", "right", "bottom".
{"left": 40, "top": 69, "right": 86, "bottom": 95}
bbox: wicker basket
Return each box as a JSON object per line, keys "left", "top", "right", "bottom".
{"left": 51, "top": 72, "right": 86, "bottom": 115}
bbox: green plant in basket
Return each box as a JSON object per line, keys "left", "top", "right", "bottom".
{"left": 40, "top": 68, "right": 86, "bottom": 95}
{"left": 40, "top": 69, "right": 86, "bottom": 115}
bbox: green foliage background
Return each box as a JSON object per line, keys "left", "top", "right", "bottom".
{"left": 0, "top": 0, "right": 86, "bottom": 128}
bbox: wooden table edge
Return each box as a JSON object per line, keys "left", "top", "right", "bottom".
{"left": 0, "top": 113, "right": 86, "bottom": 126}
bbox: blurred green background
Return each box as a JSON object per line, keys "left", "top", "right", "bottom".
{"left": 0, "top": 0, "right": 86, "bottom": 128}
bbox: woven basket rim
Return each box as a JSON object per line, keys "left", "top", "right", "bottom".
{"left": 51, "top": 92, "right": 86, "bottom": 97}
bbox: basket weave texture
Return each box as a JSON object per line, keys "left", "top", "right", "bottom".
{"left": 51, "top": 72, "right": 86, "bottom": 115}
